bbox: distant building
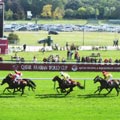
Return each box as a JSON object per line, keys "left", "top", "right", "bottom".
{"left": 27, "top": 11, "right": 32, "bottom": 20}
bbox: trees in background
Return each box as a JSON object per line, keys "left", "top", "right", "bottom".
{"left": 4, "top": 0, "right": 120, "bottom": 20}
{"left": 8, "top": 32, "right": 20, "bottom": 44}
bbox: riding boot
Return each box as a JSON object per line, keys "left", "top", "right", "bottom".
{"left": 18, "top": 80, "right": 21, "bottom": 85}
{"left": 13, "top": 80, "right": 17, "bottom": 84}
{"left": 108, "top": 81, "right": 112, "bottom": 85}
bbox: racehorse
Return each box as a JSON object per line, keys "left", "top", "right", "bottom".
{"left": 22, "top": 78, "right": 36, "bottom": 91}
{"left": 1, "top": 74, "right": 36, "bottom": 95}
{"left": 52, "top": 76, "right": 84, "bottom": 96}
{"left": 93, "top": 75, "right": 120, "bottom": 96}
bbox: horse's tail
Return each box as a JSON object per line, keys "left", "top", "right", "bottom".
{"left": 29, "top": 80, "right": 36, "bottom": 88}
{"left": 118, "top": 80, "right": 120, "bottom": 84}
{"left": 76, "top": 82, "right": 84, "bottom": 89}
{"left": 23, "top": 79, "right": 36, "bottom": 89}
{"left": 117, "top": 80, "right": 120, "bottom": 87}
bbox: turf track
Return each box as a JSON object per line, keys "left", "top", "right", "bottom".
{"left": 0, "top": 71, "right": 120, "bottom": 120}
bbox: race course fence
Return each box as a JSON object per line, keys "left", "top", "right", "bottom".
{"left": 0, "top": 77, "right": 92, "bottom": 80}
{"left": 1, "top": 62, "right": 120, "bottom": 71}
{"left": 0, "top": 77, "right": 92, "bottom": 89}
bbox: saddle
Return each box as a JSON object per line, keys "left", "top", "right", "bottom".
{"left": 13, "top": 79, "right": 25, "bottom": 85}
{"left": 107, "top": 80, "right": 113, "bottom": 85}
{"left": 65, "top": 79, "right": 76, "bottom": 85}
{"left": 106, "top": 79, "right": 120, "bottom": 86}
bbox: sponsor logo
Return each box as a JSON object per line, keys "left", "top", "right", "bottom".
{"left": 12, "top": 64, "right": 19, "bottom": 70}
{"left": 71, "top": 65, "right": 78, "bottom": 71}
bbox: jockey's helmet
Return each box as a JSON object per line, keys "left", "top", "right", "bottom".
{"left": 102, "top": 71, "right": 106, "bottom": 73}
{"left": 15, "top": 70, "right": 18, "bottom": 73}
{"left": 102, "top": 71, "right": 108, "bottom": 75}
{"left": 15, "top": 70, "right": 22, "bottom": 76}
{"left": 9, "top": 73, "right": 12, "bottom": 75}
{"left": 9, "top": 73, "right": 13, "bottom": 77}
{"left": 60, "top": 71, "right": 64, "bottom": 76}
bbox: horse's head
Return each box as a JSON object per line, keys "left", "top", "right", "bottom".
{"left": 1, "top": 78, "right": 7, "bottom": 85}
{"left": 52, "top": 76, "right": 61, "bottom": 82}
{"left": 93, "top": 75, "right": 102, "bottom": 83}
{"left": 52, "top": 75, "right": 63, "bottom": 90}
{"left": 1, "top": 74, "right": 11, "bottom": 85}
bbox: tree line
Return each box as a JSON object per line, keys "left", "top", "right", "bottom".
{"left": 4, "top": 0, "right": 120, "bottom": 20}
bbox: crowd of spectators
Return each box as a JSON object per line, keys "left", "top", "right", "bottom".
{"left": 1, "top": 42, "right": 120, "bottom": 64}
{"left": 43, "top": 55, "right": 62, "bottom": 62}
{"left": 0, "top": 57, "right": 3, "bottom": 62}
{"left": 32, "top": 56, "right": 37, "bottom": 63}
{"left": 41, "top": 49, "right": 120, "bottom": 64}
{"left": 0, "top": 50, "right": 120, "bottom": 64}
{"left": 11, "top": 52, "right": 25, "bottom": 62}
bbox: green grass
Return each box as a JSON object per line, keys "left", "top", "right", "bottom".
{"left": 5, "top": 31, "right": 119, "bottom": 46}
{"left": 0, "top": 71, "right": 120, "bottom": 120}
{"left": 6, "top": 19, "right": 87, "bottom": 25}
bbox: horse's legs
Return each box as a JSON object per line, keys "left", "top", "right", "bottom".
{"left": 3, "top": 88, "right": 7, "bottom": 93}
{"left": 94, "top": 89, "right": 98, "bottom": 94}
{"left": 65, "top": 87, "right": 73, "bottom": 96}
{"left": 31, "top": 87, "right": 35, "bottom": 92}
{"left": 94, "top": 86, "right": 103, "bottom": 94}
{"left": 7, "top": 88, "right": 12, "bottom": 93}
{"left": 61, "top": 89, "right": 66, "bottom": 93}
{"left": 3, "top": 87, "right": 17, "bottom": 94}
{"left": 94, "top": 86, "right": 100, "bottom": 94}
{"left": 12, "top": 88, "right": 16, "bottom": 94}
{"left": 56, "top": 87, "right": 60, "bottom": 93}
{"left": 105, "top": 88, "right": 113, "bottom": 96}
{"left": 3, "top": 87, "right": 10, "bottom": 93}
{"left": 27, "top": 83, "right": 36, "bottom": 92}
{"left": 98, "top": 87, "right": 103, "bottom": 95}
{"left": 21, "top": 87, "right": 25, "bottom": 96}
{"left": 115, "top": 87, "right": 119, "bottom": 96}
{"left": 17, "top": 87, "right": 22, "bottom": 92}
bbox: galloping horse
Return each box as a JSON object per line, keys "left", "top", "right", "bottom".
{"left": 1, "top": 74, "right": 36, "bottom": 95}
{"left": 52, "top": 76, "right": 84, "bottom": 96}
{"left": 93, "top": 75, "right": 120, "bottom": 96}
{"left": 22, "top": 78, "right": 36, "bottom": 91}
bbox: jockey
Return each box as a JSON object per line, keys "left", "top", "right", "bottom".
{"left": 14, "top": 70, "right": 22, "bottom": 84}
{"left": 9, "top": 73, "right": 16, "bottom": 80}
{"left": 102, "top": 71, "right": 113, "bottom": 83}
{"left": 60, "top": 71, "right": 71, "bottom": 84}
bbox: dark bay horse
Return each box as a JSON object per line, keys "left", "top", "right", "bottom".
{"left": 1, "top": 74, "right": 36, "bottom": 95}
{"left": 22, "top": 78, "right": 36, "bottom": 91}
{"left": 52, "top": 76, "right": 84, "bottom": 96}
{"left": 93, "top": 75, "right": 120, "bottom": 96}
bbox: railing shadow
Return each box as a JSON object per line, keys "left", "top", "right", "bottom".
{"left": 0, "top": 93, "right": 16, "bottom": 98}
{"left": 35, "top": 93, "right": 68, "bottom": 99}
{"left": 77, "top": 93, "right": 116, "bottom": 99}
